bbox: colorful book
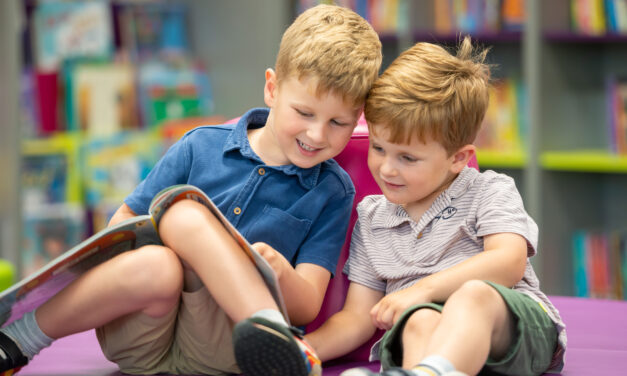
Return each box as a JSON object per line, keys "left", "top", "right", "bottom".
{"left": 573, "top": 231, "right": 589, "bottom": 297}
{"left": 70, "top": 63, "right": 140, "bottom": 135}
{"left": 21, "top": 133, "right": 82, "bottom": 207}
{"left": 22, "top": 204, "right": 86, "bottom": 278}
{"left": 82, "top": 131, "right": 162, "bottom": 208}
{"left": 32, "top": 0, "right": 113, "bottom": 71}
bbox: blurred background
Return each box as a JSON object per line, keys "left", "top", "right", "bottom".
{"left": 0, "top": 0, "right": 626, "bottom": 301}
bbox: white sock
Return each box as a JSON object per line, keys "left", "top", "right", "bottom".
{"left": 411, "top": 355, "right": 456, "bottom": 375}
{"left": 251, "top": 308, "right": 289, "bottom": 327}
{"left": 1, "top": 310, "right": 53, "bottom": 360}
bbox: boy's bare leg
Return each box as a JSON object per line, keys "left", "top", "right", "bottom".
{"left": 157, "top": 199, "right": 279, "bottom": 323}
{"left": 36, "top": 244, "right": 183, "bottom": 339}
{"left": 404, "top": 280, "right": 515, "bottom": 375}
{"left": 400, "top": 308, "right": 441, "bottom": 368}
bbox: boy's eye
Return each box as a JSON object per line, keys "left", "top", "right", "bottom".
{"left": 296, "top": 109, "right": 312, "bottom": 117}
{"left": 402, "top": 155, "right": 417, "bottom": 162}
{"left": 331, "top": 119, "right": 349, "bottom": 126}
{"left": 371, "top": 144, "right": 384, "bottom": 153}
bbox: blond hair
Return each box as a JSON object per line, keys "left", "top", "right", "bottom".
{"left": 276, "top": 4, "right": 382, "bottom": 107}
{"left": 365, "top": 36, "right": 491, "bottom": 155}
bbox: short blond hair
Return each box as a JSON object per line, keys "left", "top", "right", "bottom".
{"left": 365, "top": 36, "right": 491, "bottom": 155}
{"left": 276, "top": 4, "right": 382, "bottom": 107}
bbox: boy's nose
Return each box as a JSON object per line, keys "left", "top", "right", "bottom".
{"left": 307, "top": 122, "right": 327, "bottom": 143}
{"left": 379, "top": 157, "right": 397, "bottom": 177}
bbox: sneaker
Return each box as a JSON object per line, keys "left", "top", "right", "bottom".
{"left": 232, "top": 317, "right": 321, "bottom": 376}
{"left": 342, "top": 367, "right": 420, "bottom": 376}
{"left": 0, "top": 332, "right": 28, "bottom": 376}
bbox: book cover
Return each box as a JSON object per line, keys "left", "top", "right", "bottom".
{"left": 82, "top": 131, "right": 162, "bottom": 208}
{"left": 32, "top": 1, "right": 113, "bottom": 71}
{"left": 70, "top": 63, "right": 140, "bottom": 136}
{"left": 21, "top": 133, "right": 82, "bottom": 207}
{"left": 137, "top": 59, "right": 213, "bottom": 128}
{"left": 22, "top": 204, "right": 86, "bottom": 278}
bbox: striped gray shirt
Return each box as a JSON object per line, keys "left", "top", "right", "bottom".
{"left": 344, "top": 167, "right": 566, "bottom": 372}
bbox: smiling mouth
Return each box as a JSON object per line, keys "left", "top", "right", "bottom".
{"left": 382, "top": 179, "right": 403, "bottom": 189}
{"left": 297, "top": 139, "right": 320, "bottom": 152}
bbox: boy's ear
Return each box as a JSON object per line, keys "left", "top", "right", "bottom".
{"left": 263, "top": 68, "right": 278, "bottom": 107}
{"left": 450, "top": 144, "right": 476, "bottom": 173}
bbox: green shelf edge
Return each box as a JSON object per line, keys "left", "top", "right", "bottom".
{"left": 476, "top": 150, "right": 526, "bottom": 168}
{"left": 540, "top": 151, "right": 627, "bottom": 173}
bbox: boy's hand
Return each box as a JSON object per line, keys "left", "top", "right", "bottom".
{"left": 370, "top": 286, "right": 431, "bottom": 330}
{"left": 252, "top": 242, "right": 292, "bottom": 279}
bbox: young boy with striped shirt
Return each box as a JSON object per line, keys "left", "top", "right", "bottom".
{"left": 305, "top": 37, "right": 566, "bottom": 376}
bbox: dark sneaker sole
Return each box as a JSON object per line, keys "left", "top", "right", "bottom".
{"left": 233, "top": 319, "right": 309, "bottom": 376}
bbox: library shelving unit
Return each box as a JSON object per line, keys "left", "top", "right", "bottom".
{"left": 344, "top": 0, "right": 627, "bottom": 297}
{"left": 537, "top": 0, "right": 627, "bottom": 296}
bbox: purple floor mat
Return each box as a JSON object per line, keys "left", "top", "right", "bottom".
{"left": 15, "top": 296, "right": 627, "bottom": 375}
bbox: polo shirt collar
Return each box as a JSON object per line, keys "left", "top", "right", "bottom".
{"left": 223, "top": 108, "right": 321, "bottom": 190}
{"left": 371, "top": 166, "right": 478, "bottom": 229}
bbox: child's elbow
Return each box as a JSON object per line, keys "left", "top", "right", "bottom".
{"left": 509, "top": 247, "right": 528, "bottom": 286}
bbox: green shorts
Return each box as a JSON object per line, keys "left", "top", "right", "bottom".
{"left": 379, "top": 281, "right": 557, "bottom": 376}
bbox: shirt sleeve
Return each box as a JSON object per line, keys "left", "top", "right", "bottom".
{"left": 343, "top": 202, "right": 387, "bottom": 292}
{"left": 124, "top": 135, "right": 191, "bottom": 215}
{"left": 475, "top": 173, "right": 539, "bottom": 256}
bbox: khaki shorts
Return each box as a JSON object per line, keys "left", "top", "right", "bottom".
{"left": 96, "top": 287, "right": 240, "bottom": 375}
{"left": 380, "top": 281, "right": 557, "bottom": 376}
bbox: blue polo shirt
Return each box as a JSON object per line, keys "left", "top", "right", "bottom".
{"left": 125, "top": 108, "right": 355, "bottom": 274}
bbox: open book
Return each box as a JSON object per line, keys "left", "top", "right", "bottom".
{"left": 0, "top": 184, "right": 288, "bottom": 327}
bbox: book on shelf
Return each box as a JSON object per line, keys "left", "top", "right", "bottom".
{"left": 69, "top": 63, "right": 140, "bottom": 136}
{"left": 0, "top": 185, "right": 289, "bottom": 326}
{"left": 32, "top": 0, "right": 113, "bottom": 71}
{"left": 608, "top": 77, "right": 627, "bottom": 154}
{"left": 82, "top": 131, "right": 163, "bottom": 209}
{"left": 20, "top": 69, "right": 40, "bottom": 138}
{"left": 22, "top": 203, "right": 86, "bottom": 278}
{"left": 433, "top": 0, "right": 524, "bottom": 35}
{"left": 475, "top": 77, "right": 526, "bottom": 154}
{"left": 572, "top": 230, "right": 626, "bottom": 300}
{"left": 297, "top": 0, "right": 403, "bottom": 33}
{"left": 114, "top": 1, "right": 189, "bottom": 60}
{"left": 21, "top": 133, "right": 82, "bottom": 207}
{"left": 570, "top": 0, "right": 627, "bottom": 35}
{"left": 137, "top": 59, "right": 214, "bottom": 128}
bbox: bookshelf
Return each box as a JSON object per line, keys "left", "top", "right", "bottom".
{"left": 538, "top": 0, "right": 627, "bottom": 297}
{"left": 296, "top": 0, "right": 627, "bottom": 298}
{"left": 4, "top": 0, "right": 291, "bottom": 277}
{"left": 3, "top": 0, "right": 626, "bottom": 297}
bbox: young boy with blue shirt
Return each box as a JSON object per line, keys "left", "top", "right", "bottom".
{"left": 0, "top": 5, "right": 382, "bottom": 376}
{"left": 305, "top": 38, "right": 566, "bottom": 376}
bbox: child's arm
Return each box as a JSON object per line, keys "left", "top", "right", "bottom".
{"left": 253, "top": 242, "right": 333, "bottom": 326}
{"left": 371, "top": 232, "right": 528, "bottom": 330}
{"left": 107, "top": 203, "right": 138, "bottom": 227}
{"left": 305, "top": 282, "right": 384, "bottom": 362}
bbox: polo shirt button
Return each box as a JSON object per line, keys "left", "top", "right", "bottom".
{"left": 234, "top": 207, "right": 242, "bottom": 215}
{"left": 258, "top": 168, "right": 265, "bottom": 175}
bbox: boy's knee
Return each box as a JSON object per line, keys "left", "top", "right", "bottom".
{"left": 123, "top": 245, "right": 183, "bottom": 299}
{"left": 403, "top": 308, "right": 441, "bottom": 336}
{"left": 158, "top": 199, "right": 217, "bottom": 241}
{"left": 449, "top": 280, "right": 502, "bottom": 309}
